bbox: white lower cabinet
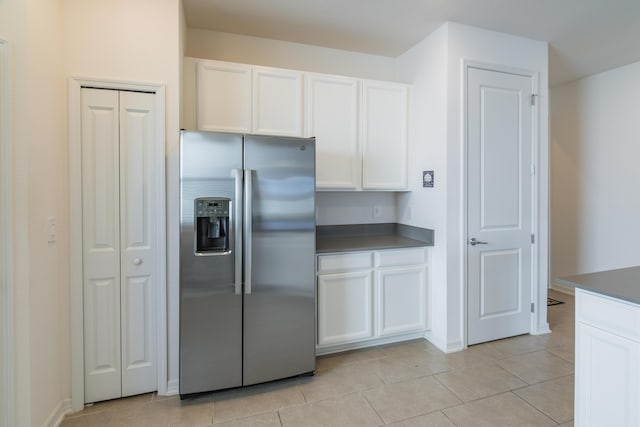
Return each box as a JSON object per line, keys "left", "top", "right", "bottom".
{"left": 317, "top": 248, "right": 429, "bottom": 353}
{"left": 377, "top": 265, "right": 427, "bottom": 337}
{"left": 575, "top": 289, "right": 640, "bottom": 426}
{"left": 317, "top": 270, "right": 374, "bottom": 346}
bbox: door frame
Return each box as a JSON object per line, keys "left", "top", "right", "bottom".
{"left": 69, "top": 77, "right": 167, "bottom": 411}
{"left": 0, "top": 38, "right": 14, "bottom": 427}
{"left": 461, "top": 60, "right": 547, "bottom": 347}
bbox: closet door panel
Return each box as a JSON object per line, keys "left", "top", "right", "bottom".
{"left": 81, "top": 88, "right": 122, "bottom": 403}
{"left": 119, "top": 91, "right": 158, "bottom": 397}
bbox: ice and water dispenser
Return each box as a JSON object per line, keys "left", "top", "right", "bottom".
{"left": 195, "top": 198, "right": 230, "bottom": 254}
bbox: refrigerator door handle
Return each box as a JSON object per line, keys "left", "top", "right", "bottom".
{"left": 233, "top": 169, "right": 243, "bottom": 295}
{"left": 244, "top": 168, "right": 253, "bottom": 294}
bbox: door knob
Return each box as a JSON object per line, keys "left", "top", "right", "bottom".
{"left": 133, "top": 258, "right": 143, "bottom": 265}
{"left": 468, "top": 238, "right": 488, "bottom": 246}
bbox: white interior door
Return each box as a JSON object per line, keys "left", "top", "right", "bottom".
{"left": 81, "top": 88, "right": 157, "bottom": 403}
{"left": 467, "top": 67, "right": 534, "bottom": 345}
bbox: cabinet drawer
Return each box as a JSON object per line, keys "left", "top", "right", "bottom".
{"left": 376, "top": 248, "right": 426, "bottom": 267}
{"left": 318, "top": 252, "right": 373, "bottom": 273}
{"left": 577, "top": 289, "right": 640, "bottom": 341}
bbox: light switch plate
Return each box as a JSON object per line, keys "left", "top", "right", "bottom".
{"left": 47, "top": 216, "right": 56, "bottom": 243}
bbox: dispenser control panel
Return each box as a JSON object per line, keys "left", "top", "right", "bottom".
{"left": 194, "top": 197, "right": 231, "bottom": 255}
{"left": 196, "top": 200, "right": 229, "bottom": 218}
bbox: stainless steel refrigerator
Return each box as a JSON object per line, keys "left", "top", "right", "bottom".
{"left": 179, "top": 130, "right": 316, "bottom": 396}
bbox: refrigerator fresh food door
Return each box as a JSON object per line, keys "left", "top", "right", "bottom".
{"left": 179, "top": 131, "right": 243, "bottom": 394}
{"left": 243, "top": 135, "right": 316, "bottom": 385}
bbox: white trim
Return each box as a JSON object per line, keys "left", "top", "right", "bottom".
{"left": 166, "top": 379, "right": 179, "bottom": 396}
{"left": 42, "top": 399, "right": 71, "bottom": 427}
{"left": 0, "top": 38, "right": 14, "bottom": 427}
{"left": 461, "top": 59, "right": 547, "bottom": 346}
{"left": 69, "top": 77, "right": 167, "bottom": 411}
{"left": 315, "top": 331, "right": 429, "bottom": 356}
{"left": 550, "top": 282, "right": 576, "bottom": 296}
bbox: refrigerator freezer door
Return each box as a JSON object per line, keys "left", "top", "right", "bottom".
{"left": 242, "top": 135, "right": 316, "bottom": 385}
{"left": 179, "top": 131, "right": 243, "bottom": 394}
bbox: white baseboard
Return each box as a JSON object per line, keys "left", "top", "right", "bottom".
{"left": 446, "top": 339, "right": 464, "bottom": 353}
{"left": 550, "top": 282, "right": 575, "bottom": 296}
{"left": 165, "top": 379, "right": 179, "bottom": 396}
{"left": 532, "top": 323, "right": 552, "bottom": 335}
{"left": 44, "top": 398, "right": 71, "bottom": 427}
{"left": 315, "top": 331, "right": 428, "bottom": 356}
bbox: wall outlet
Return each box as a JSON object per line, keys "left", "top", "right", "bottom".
{"left": 372, "top": 205, "right": 382, "bottom": 218}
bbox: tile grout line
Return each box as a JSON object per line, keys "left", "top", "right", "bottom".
{"left": 509, "top": 390, "right": 564, "bottom": 425}
{"left": 359, "top": 390, "right": 387, "bottom": 426}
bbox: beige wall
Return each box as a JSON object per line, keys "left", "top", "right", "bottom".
{"left": 551, "top": 60, "right": 640, "bottom": 282}
{"left": 1, "top": 0, "right": 183, "bottom": 423}
{"left": 0, "top": 0, "right": 68, "bottom": 425}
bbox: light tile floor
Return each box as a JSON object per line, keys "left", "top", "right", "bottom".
{"left": 61, "top": 289, "right": 575, "bottom": 426}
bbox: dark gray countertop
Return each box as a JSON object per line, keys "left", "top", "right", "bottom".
{"left": 556, "top": 266, "right": 640, "bottom": 305}
{"left": 316, "top": 223, "right": 434, "bottom": 254}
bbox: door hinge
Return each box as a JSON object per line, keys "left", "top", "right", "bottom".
{"left": 531, "top": 302, "right": 535, "bottom": 313}
{"left": 530, "top": 94, "right": 538, "bottom": 106}
{"left": 531, "top": 234, "right": 535, "bottom": 244}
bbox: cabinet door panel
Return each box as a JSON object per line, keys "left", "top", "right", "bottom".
{"left": 253, "top": 67, "right": 303, "bottom": 136}
{"left": 576, "top": 322, "right": 640, "bottom": 426}
{"left": 378, "top": 266, "right": 427, "bottom": 336}
{"left": 197, "top": 60, "right": 251, "bottom": 132}
{"left": 306, "top": 74, "right": 360, "bottom": 189}
{"left": 317, "top": 271, "right": 374, "bottom": 345}
{"left": 361, "top": 81, "right": 409, "bottom": 190}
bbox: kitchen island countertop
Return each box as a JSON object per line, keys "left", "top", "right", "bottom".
{"left": 556, "top": 266, "right": 640, "bottom": 305}
{"left": 316, "top": 223, "right": 434, "bottom": 254}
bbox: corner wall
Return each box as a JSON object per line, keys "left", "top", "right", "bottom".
{"left": 396, "top": 22, "right": 550, "bottom": 351}
{"left": 394, "top": 25, "right": 450, "bottom": 350}
{"left": 0, "top": 0, "right": 69, "bottom": 425}
{"left": 550, "top": 60, "right": 640, "bottom": 282}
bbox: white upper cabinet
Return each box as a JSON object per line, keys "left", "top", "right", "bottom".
{"left": 196, "top": 60, "right": 252, "bottom": 133}
{"left": 306, "top": 74, "right": 360, "bottom": 189}
{"left": 253, "top": 67, "right": 304, "bottom": 137}
{"left": 361, "top": 80, "right": 409, "bottom": 190}
{"left": 190, "top": 58, "right": 410, "bottom": 191}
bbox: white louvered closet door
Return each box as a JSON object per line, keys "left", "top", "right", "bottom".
{"left": 81, "top": 88, "right": 157, "bottom": 403}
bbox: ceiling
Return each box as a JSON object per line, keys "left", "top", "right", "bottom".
{"left": 183, "top": 0, "right": 640, "bottom": 87}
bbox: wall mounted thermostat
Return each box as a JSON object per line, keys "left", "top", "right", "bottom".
{"left": 423, "top": 170, "right": 434, "bottom": 188}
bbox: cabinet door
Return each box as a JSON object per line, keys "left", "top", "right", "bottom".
{"left": 317, "top": 271, "right": 374, "bottom": 346}
{"left": 196, "top": 60, "right": 251, "bottom": 133}
{"left": 253, "top": 67, "right": 304, "bottom": 136}
{"left": 576, "top": 322, "right": 640, "bottom": 426}
{"left": 306, "top": 74, "right": 360, "bottom": 189}
{"left": 361, "top": 80, "right": 409, "bottom": 190}
{"left": 377, "top": 265, "right": 427, "bottom": 336}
